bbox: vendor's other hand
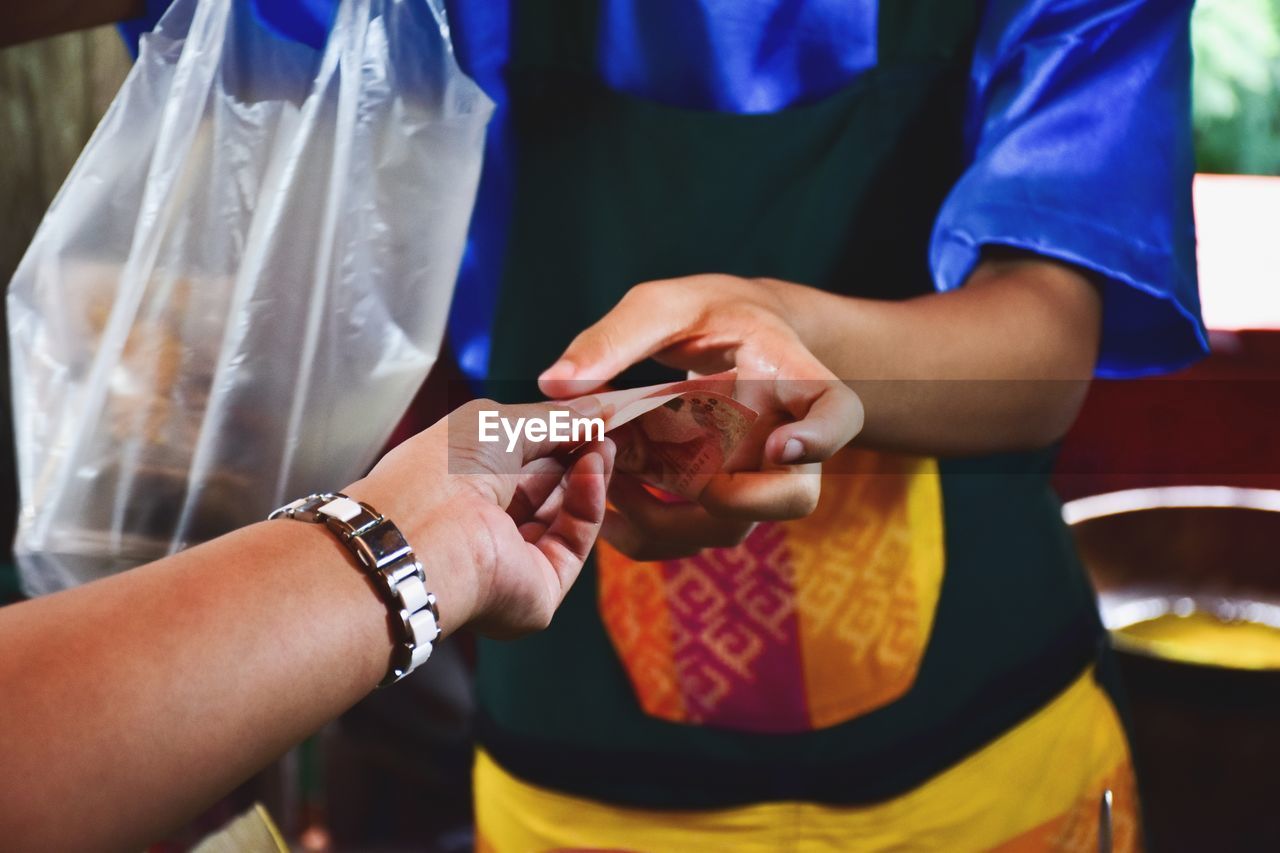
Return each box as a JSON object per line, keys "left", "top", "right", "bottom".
{"left": 348, "top": 401, "right": 615, "bottom": 639}
{"left": 538, "top": 275, "right": 862, "bottom": 560}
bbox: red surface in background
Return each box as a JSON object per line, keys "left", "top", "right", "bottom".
{"left": 1053, "top": 330, "right": 1280, "bottom": 501}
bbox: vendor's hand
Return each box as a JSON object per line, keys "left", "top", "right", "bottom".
{"left": 538, "top": 275, "right": 862, "bottom": 560}
{"left": 347, "top": 401, "right": 615, "bottom": 639}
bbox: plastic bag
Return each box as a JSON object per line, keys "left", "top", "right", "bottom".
{"left": 7, "top": 0, "right": 492, "bottom": 595}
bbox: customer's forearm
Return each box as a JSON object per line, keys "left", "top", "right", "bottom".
{"left": 0, "top": 513, "right": 470, "bottom": 851}
{"left": 768, "top": 256, "right": 1102, "bottom": 454}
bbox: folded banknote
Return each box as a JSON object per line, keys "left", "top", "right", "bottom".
{"left": 573, "top": 372, "right": 758, "bottom": 499}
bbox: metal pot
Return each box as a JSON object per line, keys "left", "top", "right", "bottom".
{"left": 1067, "top": 488, "right": 1280, "bottom": 852}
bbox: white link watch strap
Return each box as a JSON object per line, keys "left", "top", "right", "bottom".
{"left": 270, "top": 493, "right": 441, "bottom": 686}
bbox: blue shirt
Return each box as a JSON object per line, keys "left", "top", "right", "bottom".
{"left": 125, "top": 0, "right": 1207, "bottom": 379}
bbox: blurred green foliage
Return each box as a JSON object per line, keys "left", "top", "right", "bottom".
{"left": 1193, "top": 0, "right": 1280, "bottom": 175}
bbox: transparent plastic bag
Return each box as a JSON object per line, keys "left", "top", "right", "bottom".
{"left": 7, "top": 0, "right": 492, "bottom": 594}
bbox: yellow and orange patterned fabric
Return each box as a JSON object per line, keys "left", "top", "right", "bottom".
{"left": 598, "top": 448, "right": 945, "bottom": 732}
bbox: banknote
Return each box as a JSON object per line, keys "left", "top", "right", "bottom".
{"left": 574, "top": 372, "right": 758, "bottom": 499}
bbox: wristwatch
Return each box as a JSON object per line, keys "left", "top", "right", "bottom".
{"left": 269, "top": 493, "right": 440, "bottom": 686}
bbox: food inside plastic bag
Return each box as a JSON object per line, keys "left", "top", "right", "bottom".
{"left": 7, "top": 0, "right": 492, "bottom": 594}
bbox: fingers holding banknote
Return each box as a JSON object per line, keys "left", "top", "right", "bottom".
{"left": 539, "top": 274, "right": 862, "bottom": 465}
{"left": 349, "top": 400, "right": 615, "bottom": 638}
{"left": 602, "top": 474, "right": 755, "bottom": 561}
{"left": 538, "top": 275, "right": 862, "bottom": 558}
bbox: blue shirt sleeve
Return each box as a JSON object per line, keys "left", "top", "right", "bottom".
{"left": 118, "top": 0, "right": 177, "bottom": 56}
{"left": 118, "top": 0, "right": 335, "bottom": 55}
{"left": 931, "top": 0, "right": 1208, "bottom": 378}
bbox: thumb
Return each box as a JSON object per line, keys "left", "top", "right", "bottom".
{"left": 538, "top": 283, "right": 684, "bottom": 398}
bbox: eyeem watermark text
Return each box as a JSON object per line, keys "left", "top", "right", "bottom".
{"left": 477, "top": 409, "right": 605, "bottom": 452}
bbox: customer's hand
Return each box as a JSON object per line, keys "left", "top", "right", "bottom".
{"left": 538, "top": 275, "right": 861, "bottom": 560}
{"left": 0, "top": 400, "right": 612, "bottom": 851}
{"left": 348, "top": 400, "right": 615, "bottom": 638}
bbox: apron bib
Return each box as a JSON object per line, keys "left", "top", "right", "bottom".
{"left": 476, "top": 0, "right": 1107, "bottom": 808}
{"left": 485, "top": 1, "right": 977, "bottom": 734}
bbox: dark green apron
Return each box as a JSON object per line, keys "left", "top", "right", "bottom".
{"left": 476, "top": 0, "right": 1107, "bottom": 808}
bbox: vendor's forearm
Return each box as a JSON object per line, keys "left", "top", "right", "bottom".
{"left": 769, "top": 257, "right": 1101, "bottom": 455}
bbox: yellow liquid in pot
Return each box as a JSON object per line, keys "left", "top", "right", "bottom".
{"left": 1112, "top": 611, "right": 1280, "bottom": 671}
